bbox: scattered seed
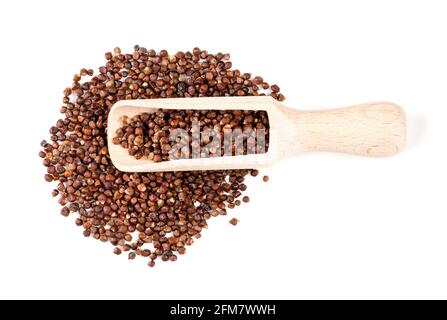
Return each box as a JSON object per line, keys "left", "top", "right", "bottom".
{"left": 40, "top": 46, "right": 285, "bottom": 267}
{"left": 271, "top": 84, "right": 280, "bottom": 92}
{"left": 250, "top": 169, "right": 259, "bottom": 177}
{"left": 60, "top": 207, "right": 70, "bottom": 217}
{"left": 229, "top": 218, "right": 239, "bottom": 226}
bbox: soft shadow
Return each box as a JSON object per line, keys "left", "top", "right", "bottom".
{"left": 406, "top": 113, "right": 427, "bottom": 151}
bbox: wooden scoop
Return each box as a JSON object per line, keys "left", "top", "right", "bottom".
{"left": 107, "top": 96, "right": 406, "bottom": 172}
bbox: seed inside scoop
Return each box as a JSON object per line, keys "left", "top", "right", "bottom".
{"left": 112, "top": 109, "right": 270, "bottom": 162}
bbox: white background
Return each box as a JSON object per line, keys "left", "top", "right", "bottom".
{"left": 0, "top": 0, "right": 446, "bottom": 299}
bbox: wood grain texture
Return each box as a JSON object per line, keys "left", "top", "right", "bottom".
{"left": 107, "top": 97, "right": 406, "bottom": 172}
{"left": 278, "top": 102, "right": 406, "bottom": 157}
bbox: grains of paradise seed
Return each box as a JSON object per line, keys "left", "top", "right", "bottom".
{"left": 113, "top": 109, "right": 270, "bottom": 162}
{"left": 40, "top": 46, "right": 285, "bottom": 267}
{"left": 229, "top": 218, "right": 239, "bottom": 226}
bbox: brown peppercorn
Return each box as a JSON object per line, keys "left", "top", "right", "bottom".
{"left": 229, "top": 218, "right": 239, "bottom": 226}
{"left": 199, "top": 84, "right": 209, "bottom": 93}
{"left": 60, "top": 207, "right": 70, "bottom": 217}
{"left": 242, "top": 196, "right": 250, "bottom": 203}
{"left": 271, "top": 84, "right": 280, "bottom": 92}
{"left": 263, "top": 175, "right": 269, "bottom": 182}
{"left": 63, "top": 88, "right": 72, "bottom": 96}
{"left": 137, "top": 183, "right": 147, "bottom": 192}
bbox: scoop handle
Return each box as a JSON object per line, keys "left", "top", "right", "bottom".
{"left": 286, "top": 102, "right": 406, "bottom": 157}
